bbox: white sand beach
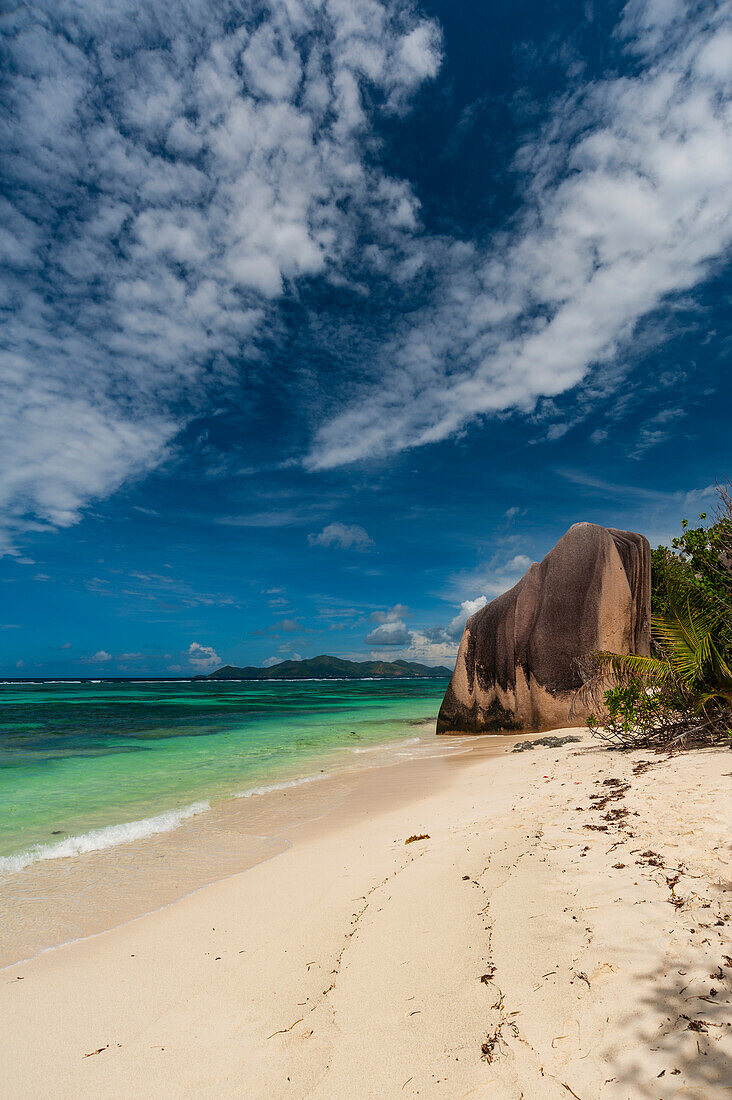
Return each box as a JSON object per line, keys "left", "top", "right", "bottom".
{"left": 2, "top": 732, "right": 730, "bottom": 1099}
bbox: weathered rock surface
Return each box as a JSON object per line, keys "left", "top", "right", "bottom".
{"left": 437, "top": 523, "right": 651, "bottom": 734}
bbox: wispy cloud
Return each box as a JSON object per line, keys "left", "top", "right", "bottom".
{"left": 91, "top": 569, "right": 240, "bottom": 610}
{"left": 629, "top": 406, "right": 687, "bottom": 459}
{"left": 307, "top": 1, "right": 732, "bottom": 468}
{"left": 0, "top": 0, "right": 441, "bottom": 552}
{"left": 217, "top": 511, "right": 306, "bottom": 529}
{"left": 556, "top": 470, "right": 716, "bottom": 547}
{"left": 445, "top": 554, "right": 533, "bottom": 604}
{"left": 309, "top": 522, "right": 374, "bottom": 551}
{"left": 557, "top": 469, "right": 715, "bottom": 506}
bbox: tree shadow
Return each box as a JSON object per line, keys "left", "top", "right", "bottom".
{"left": 607, "top": 944, "right": 731, "bottom": 1096}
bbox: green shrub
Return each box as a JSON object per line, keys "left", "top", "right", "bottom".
{"left": 585, "top": 481, "right": 732, "bottom": 750}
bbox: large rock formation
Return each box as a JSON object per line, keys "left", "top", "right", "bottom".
{"left": 437, "top": 523, "right": 651, "bottom": 734}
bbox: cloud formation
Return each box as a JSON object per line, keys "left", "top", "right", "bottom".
{"left": 369, "top": 603, "right": 410, "bottom": 624}
{"left": 309, "top": 522, "right": 374, "bottom": 550}
{"left": 365, "top": 619, "right": 411, "bottom": 646}
{"left": 447, "top": 596, "right": 488, "bottom": 640}
{"left": 187, "top": 641, "right": 221, "bottom": 671}
{"left": 0, "top": 0, "right": 441, "bottom": 551}
{"left": 307, "top": 0, "right": 732, "bottom": 468}
{"left": 4, "top": 0, "right": 729, "bottom": 570}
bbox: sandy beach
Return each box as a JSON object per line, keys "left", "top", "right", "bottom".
{"left": 2, "top": 731, "right": 730, "bottom": 1099}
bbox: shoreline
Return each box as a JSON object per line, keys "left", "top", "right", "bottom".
{"left": 0, "top": 678, "right": 449, "bottom": 886}
{"left": 0, "top": 726, "right": 487, "bottom": 970}
{"left": 2, "top": 731, "right": 729, "bottom": 1098}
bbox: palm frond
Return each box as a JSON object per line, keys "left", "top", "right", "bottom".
{"left": 594, "top": 651, "right": 671, "bottom": 684}
{"left": 652, "top": 595, "right": 719, "bottom": 688}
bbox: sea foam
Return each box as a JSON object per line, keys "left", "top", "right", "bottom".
{"left": 350, "top": 736, "right": 421, "bottom": 754}
{"left": 0, "top": 800, "right": 210, "bottom": 876}
{"left": 235, "top": 773, "right": 329, "bottom": 798}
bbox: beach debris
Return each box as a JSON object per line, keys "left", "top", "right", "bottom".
{"left": 83, "top": 1045, "right": 109, "bottom": 1058}
{"left": 266, "top": 1017, "right": 304, "bottom": 1040}
{"left": 561, "top": 1084, "right": 583, "bottom": 1099}
{"left": 588, "top": 778, "right": 629, "bottom": 810}
{"left": 480, "top": 1019, "right": 518, "bottom": 1063}
{"left": 405, "top": 834, "right": 430, "bottom": 844}
{"left": 480, "top": 967, "right": 496, "bottom": 983}
{"left": 511, "top": 735, "right": 583, "bottom": 752}
{"left": 637, "top": 849, "right": 663, "bottom": 868}
{"left": 602, "top": 807, "right": 628, "bottom": 823}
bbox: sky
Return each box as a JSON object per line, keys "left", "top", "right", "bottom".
{"left": 1, "top": 0, "right": 730, "bottom": 677}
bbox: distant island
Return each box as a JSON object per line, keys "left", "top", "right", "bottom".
{"left": 203, "top": 655, "right": 452, "bottom": 680}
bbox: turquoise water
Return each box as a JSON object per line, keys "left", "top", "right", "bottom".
{"left": 0, "top": 678, "right": 447, "bottom": 868}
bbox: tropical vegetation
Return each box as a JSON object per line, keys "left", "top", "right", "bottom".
{"left": 584, "top": 481, "right": 732, "bottom": 750}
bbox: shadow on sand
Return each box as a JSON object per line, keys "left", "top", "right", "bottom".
{"left": 608, "top": 944, "right": 731, "bottom": 1097}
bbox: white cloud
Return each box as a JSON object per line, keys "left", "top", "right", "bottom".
{"left": 262, "top": 652, "right": 302, "bottom": 667}
{"left": 90, "top": 650, "right": 112, "bottom": 662}
{"left": 364, "top": 619, "right": 411, "bottom": 645}
{"left": 15, "top": 659, "right": 25, "bottom": 669}
{"left": 366, "top": 557, "right": 533, "bottom": 662}
{"left": 309, "top": 522, "right": 374, "bottom": 551}
{"left": 447, "top": 595, "right": 488, "bottom": 639}
{"left": 369, "top": 603, "right": 410, "bottom": 623}
{"left": 629, "top": 406, "right": 686, "bottom": 459}
{"left": 187, "top": 641, "right": 220, "bottom": 671}
{"left": 400, "top": 631, "right": 457, "bottom": 666}
{"left": 307, "top": 1, "right": 732, "bottom": 469}
{"left": 368, "top": 625, "right": 457, "bottom": 665}
{"left": 0, "top": 0, "right": 442, "bottom": 552}
{"left": 446, "top": 554, "right": 533, "bottom": 603}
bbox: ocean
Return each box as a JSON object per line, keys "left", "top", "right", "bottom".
{"left": 0, "top": 678, "right": 449, "bottom": 875}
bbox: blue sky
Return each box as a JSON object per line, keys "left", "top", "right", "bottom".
{"left": 1, "top": 0, "right": 730, "bottom": 676}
